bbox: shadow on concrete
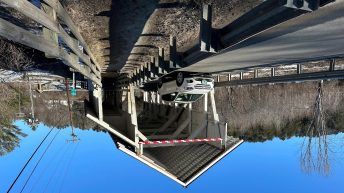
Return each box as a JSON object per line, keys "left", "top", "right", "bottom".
{"left": 156, "top": 2, "right": 198, "bottom": 9}
{"left": 134, "top": 45, "right": 158, "bottom": 49}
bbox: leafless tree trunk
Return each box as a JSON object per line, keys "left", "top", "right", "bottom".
{"left": 300, "top": 80, "right": 330, "bottom": 176}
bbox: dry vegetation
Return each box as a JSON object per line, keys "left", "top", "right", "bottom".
{"left": 0, "top": 82, "right": 96, "bottom": 130}
{"left": 0, "top": 83, "right": 29, "bottom": 126}
{"left": 0, "top": 39, "right": 33, "bottom": 71}
{"left": 193, "top": 80, "right": 344, "bottom": 134}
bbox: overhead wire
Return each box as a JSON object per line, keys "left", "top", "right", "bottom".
{"left": 27, "top": 140, "right": 70, "bottom": 193}
{"left": 57, "top": 140, "right": 80, "bottom": 193}
{"left": 42, "top": 143, "right": 73, "bottom": 193}
{"left": 28, "top": 97, "right": 73, "bottom": 193}
{"left": 19, "top": 129, "right": 62, "bottom": 193}
{"left": 6, "top": 128, "right": 54, "bottom": 193}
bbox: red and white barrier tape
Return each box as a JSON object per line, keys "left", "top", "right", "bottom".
{"left": 139, "top": 138, "right": 223, "bottom": 145}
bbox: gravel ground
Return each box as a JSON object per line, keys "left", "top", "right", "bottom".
{"left": 60, "top": 0, "right": 262, "bottom": 75}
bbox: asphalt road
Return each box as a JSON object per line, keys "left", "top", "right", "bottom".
{"left": 182, "top": 0, "right": 344, "bottom": 73}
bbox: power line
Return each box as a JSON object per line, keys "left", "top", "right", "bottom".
{"left": 6, "top": 128, "right": 54, "bottom": 193}
{"left": 27, "top": 141, "right": 69, "bottom": 193}
{"left": 42, "top": 143, "right": 72, "bottom": 193}
{"left": 19, "top": 129, "right": 62, "bottom": 193}
{"left": 57, "top": 140, "right": 80, "bottom": 193}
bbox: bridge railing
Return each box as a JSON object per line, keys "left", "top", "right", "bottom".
{"left": 0, "top": 0, "right": 102, "bottom": 86}
{"left": 214, "top": 58, "right": 344, "bottom": 87}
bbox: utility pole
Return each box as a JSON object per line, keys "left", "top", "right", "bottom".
{"left": 28, "top": 76, "right": 35, "bottom": 121}
{"left": 65, "top": 78, "right": 79, "bottom": 143}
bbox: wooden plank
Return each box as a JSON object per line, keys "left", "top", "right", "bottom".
{"left": 59, "top": 48, "right": 101, "bottom": 86}
{"left": 58, "top": 25, "right": 101, "bottom": 78}
{"left": 42, "top": 0, "right": 101, "bottom": 71}
{"left": 0, "top": 17, "right": 101, "bottom": 85}
{"left": 41, "top": 3, "right": 59, "bottom": 58}
{"left": 0, "top": 17, "right": 59, "bottom": 57}
{"left": 41, "top": 1, "right": 100, "bottom": 78}
{"left": 0, "top": 0, "right": 59, "bottom": 33}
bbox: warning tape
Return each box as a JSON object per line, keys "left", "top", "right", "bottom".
{"left": 139, "top": 138, "right": 223, "bottom": 145}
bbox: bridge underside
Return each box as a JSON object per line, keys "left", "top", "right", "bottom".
{"left": 85, "top": 81, "right": 243, "bottom": 186}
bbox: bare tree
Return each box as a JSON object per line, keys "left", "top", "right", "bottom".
{"left": 300, "top": 80, "right": 330, "bottom": 176}
{"left": 0, "top": 38, "right": 32, "bottom": 71}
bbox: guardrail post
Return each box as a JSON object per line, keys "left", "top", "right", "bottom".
{"left": 150, "top": 56, "right": 157, "bottom": 78}
{"left": 158, "top": 47, "right": 167, "bottom": 74}
{"left": 329, "top": 59, "right": 336, "bottom": 71}
{"left": 297, "top": 64, "right": 302, "bottom": 74}
{"left": 169, "top": 36, "right": 180, "bottom": 69}
{"left": 227, "top": 73, "right": 231, "bottom": 82}
{"left": 200, "top": 4, "right": 215, "bottom": 52}
{"left": 240, "top": 72, "right": 243, "bottom": 80}
{"left": 254, "top": 69, "right": 258, "bottom": 78}
{"left": 271, "top": 67, "right": 275, "bottom": 77}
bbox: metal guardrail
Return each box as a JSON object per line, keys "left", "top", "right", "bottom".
{"left": 0, "top": 0, "right": 102, "bottom": 86}
{"left": 214, "top": 59, "right": 344, "bottom": 87}
{"left": 126, "top": 0, "right": 335, "bottom": 86}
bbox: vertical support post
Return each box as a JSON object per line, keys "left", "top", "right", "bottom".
{"left": 254, "top": 69, "right": 258, "bottom": 78}
{"left": 297, "top": 64, "right": 302, "bottom": 74}
{"left": 132, "top": 70, "right": 136, "bottom": 86}
{"left": 224, "top": 122, "right": 228, "bottom": 149}
{"left": 129, "top": 84, "right": 139, "bottom": 145}
{"left": 93, "top": 83, "right": 103, "bottom": 121}
{"left": 156, "top": 92, "right": 160, "bottom": 104}
{"left": 150, "top": 56, "right": 157, "bottom": 78}
{"left": 329, "top": 59, "right": 336, "bottom": 71}
{"left": 209, "top": 90, "right": 219, "bottom": 122}
{"left": 158, "top": 47, "right": 167, "bottom": 74}
{"left": 240, "top": 72, "right": 243, "bottom": 80}
{"left": 41, "top": 3, "right": 59, "bottom": 58}
{"left": 137, "top": 143, "right": 143, "bottom": 156}
{"left": 200, "top": 4, "right": 214, "bottom": 52}
{"left": 72, "top": 71, "right": 75, "bottom": 89}
{"left": 141, "top": 63, "right": 145, "bottom": 82}
{"left": 155, "top": 55, "right": 163, "bottom": 75}
{"left": 169, "top": 36, "right": 179, "bottom": 69}
{"left": 271, "top": 67, "right": 275, "bottom": 77}
{"left": 136, "top": 67, "right": 141, "bottom": 85}
{"left": 204, "top": 93, "right": 208, "bottom": 112}
{"left": 188, "top": 103, "right": 192, "bottom": 134}
{"left": 147, "top": 61, "right": 153, "bottom": 79}
{"left": 144, "top": 63, "right": 149, "bottom": 82}
{"left": 216, "top": 75, "right": 220, "bottom": 82}
{"left": 227, "top": 73, "right": 231, "bottom": 82}
{"left": 128, "top": 87, "right": 132, "bottom": 114}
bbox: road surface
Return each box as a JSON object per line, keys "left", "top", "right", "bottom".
{"left": 182, "top": 1, "right": 344, "bottom": 73}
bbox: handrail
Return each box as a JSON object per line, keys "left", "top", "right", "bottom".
{"left": 0, "top": 0, "right": 102, "bottom": 85}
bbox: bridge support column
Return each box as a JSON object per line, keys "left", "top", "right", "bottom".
{"left": 92, "top": 84, "right": 103, "bottom": 121}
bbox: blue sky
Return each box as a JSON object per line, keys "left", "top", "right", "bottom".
{"left": 1, "top": 121, "right": 343, "bottom": 193}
